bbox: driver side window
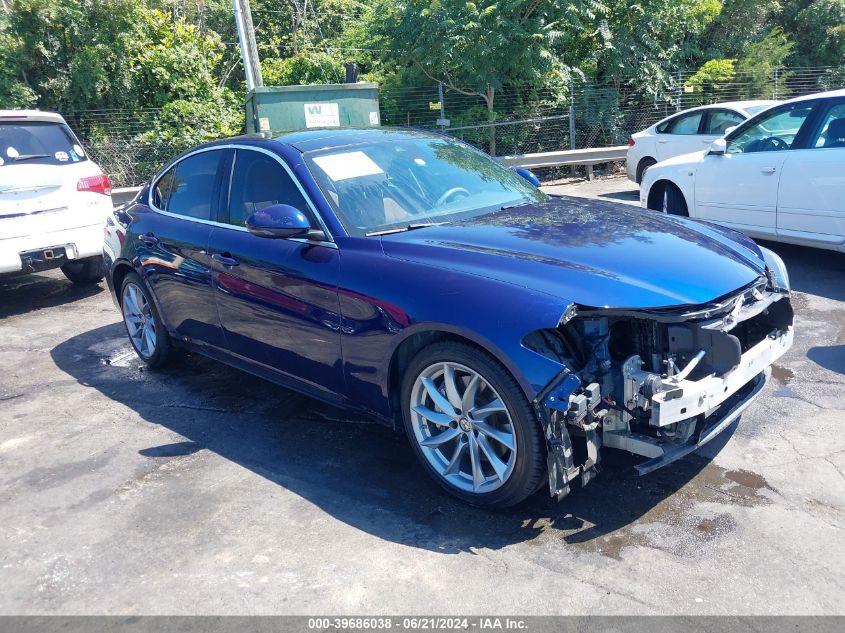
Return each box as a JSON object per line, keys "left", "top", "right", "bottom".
{"left": 727, "top": 103, "right": 813, "bottom": 154}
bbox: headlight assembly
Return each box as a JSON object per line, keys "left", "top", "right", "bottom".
{"left": 761, "top": 246, "right": 790, "bottom": 293}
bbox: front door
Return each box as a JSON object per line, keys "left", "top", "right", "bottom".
{"left": 694, "top": 102, "right": 815, "bottom": 238}
{"left": 777, "top": 99, "right": 845, "bottom": 248}
{"left": 208, "top": 147, "right": 344, "bottom": 398}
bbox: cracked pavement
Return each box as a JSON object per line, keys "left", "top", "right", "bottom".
{"left": 1, "top": 180, "right": 843, "bottom": 614}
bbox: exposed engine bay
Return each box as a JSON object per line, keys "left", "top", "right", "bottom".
{"left": 525, "top": 275, "right": 794, "bottom": 499}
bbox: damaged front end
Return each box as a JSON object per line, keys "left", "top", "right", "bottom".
{"left": 527, "top": 269, "right": 794, "bottom": 500}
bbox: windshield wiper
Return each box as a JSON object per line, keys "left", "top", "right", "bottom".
{"left": 500, "top": 201, "right": 532, "bottom": 211}
{"left": 12, "top": 153, "right": 50, "bottom": 162}
{"left": 366, "top": 221, "right": 447, "bottom": 237}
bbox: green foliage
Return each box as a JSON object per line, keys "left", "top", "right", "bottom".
{"left": 736, "top": 27, "right": 794, "bottom": 99}
{"left": 794, "top": 0, "right": 845, "bottom": 67}
{"left": 684, "top": 58, "right": 737, "bottom": 104}
{"left": 262, "top": 52, "right": 345, "bottom": 86}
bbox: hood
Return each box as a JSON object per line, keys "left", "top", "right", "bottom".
{"left": 380, "top": 197, "right": 766, "bottom": 309}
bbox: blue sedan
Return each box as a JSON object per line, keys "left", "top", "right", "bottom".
{"left": 104, "top": 128, "right": 794, "bottom": 507}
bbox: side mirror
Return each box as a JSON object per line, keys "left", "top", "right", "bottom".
{"left": 245, "top": 204, "right": 311, "bottom": 239}
{"left": 709, "top": 138, "right": 727, "bottom": 155}
{"left": 514, "top": 167, "right": 541, "bottom": 187}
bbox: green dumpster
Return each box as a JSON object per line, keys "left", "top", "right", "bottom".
{"left": 245, "top": 83, "right": 381, "bottom": 134}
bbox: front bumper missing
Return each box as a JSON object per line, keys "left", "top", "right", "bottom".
{"left": 630, "top": 367, "right": 768, "bottom": 475}
{"left": 604, "top": 326, "right": 792, "bottom": 474}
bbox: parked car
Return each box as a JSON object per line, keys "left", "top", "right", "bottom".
{"left": 626, "top": 101, "right": 778, "bottom": 184}
{"left": 640, "top": 89, "right": 845, "bottom": 253}
{"left": 0, "top": 110, "right": 112, "bottom": 283}
{"left": 105, "top": 129, "right": 793, "bottom": 507}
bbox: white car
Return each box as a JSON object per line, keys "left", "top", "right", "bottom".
{"left": 0, "top": 110, "right": 112, "bottom": 283}
{"left": 626, "top": 100, "right": 778, "bottom": 183}
{"left": 640, "top": 89, "right": 845, "bottom": 253}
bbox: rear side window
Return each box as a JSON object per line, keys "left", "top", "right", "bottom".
{"left": 226, "top": 150, "right": 309, "bottom": 227}
{"left": 704, "top": 110, "right": 745, "bottom": 135}
{"left": 0, "top": 121, "right": 88, "bottom": 167}
{"left": 666, "top": 112, "right": 703, "bottom": 135}
{"left": 154, "top": 150, "right": 224, "bottom": 221}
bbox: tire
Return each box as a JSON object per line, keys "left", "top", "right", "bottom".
{"left": 61, "top": 255, "right": 104, "bottom": 284}
{"left": 649, "top": 182, "right": 688, "bottom": 217}
{"left": 400, "top": 341, "right": 545, "bottom": 508}
{"left": 119, "top": 271, "right": 173, "bottom": 368}
{"left": 636, "top": 157, "right": 657, "bottom": 184}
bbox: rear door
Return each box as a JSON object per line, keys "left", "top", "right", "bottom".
{"left": 776, "top": 98, "right": 845, "bottom": 248}
{"left": 694, "top": 101, "right": 815, "bottom": 237}
{"left": 208, "top": 147, "right": 344, "bottom": 398}
{"left": 134, "top": 148, "right": 230, "bottom": 348}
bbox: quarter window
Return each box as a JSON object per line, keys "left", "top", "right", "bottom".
{"left": 727, "top": 103, "right": 814, "bottom": 154}
{"left": 226, "top": 150, "right": 310, "bottom": 227}
{"left": 156, "top": 150, "right": 224, "bottom": 220}
{"left": 811, "top": 103, "right": 845, "bottom": 148}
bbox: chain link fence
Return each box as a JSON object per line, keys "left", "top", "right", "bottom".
{"left": 65, "top": 65, "right": 845, "bottom": 188}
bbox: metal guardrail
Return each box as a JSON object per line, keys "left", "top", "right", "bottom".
{"left": 496, "top": 145, "right": 628, "bottom": 180}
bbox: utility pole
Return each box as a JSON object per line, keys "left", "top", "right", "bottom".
{"left": 232, "top": 0, "right": 263, "bottom": 91}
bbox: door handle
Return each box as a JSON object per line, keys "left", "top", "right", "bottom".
{"left": 139, "top": 232, "right": 159, "bottom": 245}
{"left": 658, "top": 140, "right": 668, "bottom": 144}
{"left": 761, "top": 167, "right": 777, "bottom": 174}
{"left": 211, "top": 253, "right": 239, "bottom": 267}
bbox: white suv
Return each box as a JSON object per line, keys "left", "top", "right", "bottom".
{"left": 640, "top": 90, "right": 845, "bottom": 253}
{"left": 0, "top": 110, "right": 112, "bottom": 283}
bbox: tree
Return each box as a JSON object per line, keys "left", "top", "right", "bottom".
{"left": 735, "top": 27, "right": 794, "bottom": 99}
{"left": 684, "top": 58, "right": 737, "bottom": 105}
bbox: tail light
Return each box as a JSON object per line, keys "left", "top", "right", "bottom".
{"left": 628, "top": 137, "right": 636, "bottom": 146}
{"left": 77, "top": 174, "right": 112, "bottom": 196}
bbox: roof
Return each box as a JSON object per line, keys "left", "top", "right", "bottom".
{"left": 717, "top": 100, "right": 780, "bottom": 111}
{"left": 784, "top": 88, "right": 845, "bottom": 104}
{"left": 0, "top": 110, "right": 66, "bottom": 124}
{"left": 273, "top": 127, "right": 437, "bottom": 152}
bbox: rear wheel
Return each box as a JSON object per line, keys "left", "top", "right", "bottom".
{"left": 120, "top": 272, "right": 172, "bottom": 367}
{"left": 61, "top": 256, "right": 103, "bottom": 284}
{"left": 649, "top": 182, "right": 688, "bottom": 217}
{"left": 636, "top": 157, "right": 657, "bottom": 184}
{"left": 401, "top": 341, "right": 545, "bottom": 508}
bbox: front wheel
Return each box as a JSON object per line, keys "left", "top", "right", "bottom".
{"left": 648, "top": 182, "right": 688, "bottom": 217}
{"left": 120, "top": 272, "right": 173, "bottom": 367}
{"left": 61, "top": 256, "right": 104, "bottom": 284}
{"left": 401, "top": 341, "right": 545, "bottom": 508}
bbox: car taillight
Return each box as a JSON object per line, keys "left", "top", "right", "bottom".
{"left": 629, "top": 137, "right": 636, "bottom": 146}
{"left": 77, "top": 174, "right": 112, "bottom": 196}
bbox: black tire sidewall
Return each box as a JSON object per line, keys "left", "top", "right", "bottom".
{"left": 120, "top": 271, "right": 171, "bottom": 367}
{"left": 400, "top": 341, "right": 545, "bottom": 508}
{"left": 61, "top": 256, "right": 104, "bottom": 284}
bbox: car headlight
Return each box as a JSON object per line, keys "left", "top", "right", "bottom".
{"left": 760, "top": 246, "right": 790, "bottom": 292}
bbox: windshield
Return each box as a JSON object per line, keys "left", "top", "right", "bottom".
{"left": 0, "top": 121, "right": 89, "bottom": 167}
{"left": 744, "top": 104, "right": 774, "bottom": 116}
{"left": 304, "top": 135, "right": 546, "bottom": 236}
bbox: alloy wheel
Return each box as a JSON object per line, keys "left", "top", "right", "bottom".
{"left": 122, "top": 282, "right": 157, "bottom": 359}
{"left": 409, "top": 362, "right": 517, "bottom": 493}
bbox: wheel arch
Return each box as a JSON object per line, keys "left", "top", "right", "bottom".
{"left": 647, "top": 178, "right": 691, "bottom": 213}
{"left": 384, "top": 324, "right": 543, "bottom": 427}
{"left": 636, "top": 156, "right": 657, "bottom": 183}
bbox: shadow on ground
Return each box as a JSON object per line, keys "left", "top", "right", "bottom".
{"left": 598, "top": 190, "right": 640, "bottom": 203}
{"left": 50, "top": 322, "right": 755, "bottom": 556}
{"left": 0, "top": 271, "right": 104, "bottom": 319}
